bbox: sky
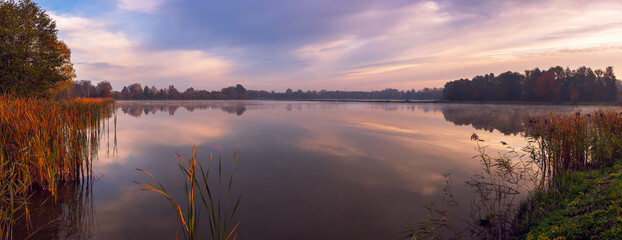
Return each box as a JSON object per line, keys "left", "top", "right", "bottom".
{"left": 38, "top": 0, "right": 622, "bottom": 92}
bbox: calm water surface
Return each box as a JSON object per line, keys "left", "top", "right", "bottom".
{"left": 24, "top": 101, "right": 622, "bottom": 239}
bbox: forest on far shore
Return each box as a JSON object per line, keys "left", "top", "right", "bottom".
{"left": 67, "top": 81, "right": 443, "bottom": 100}
{"left": 66, "top": 66, "right": 620, "bottom": 103}
{"left": 443, "top": 66, "right": 619, "bottom": 102}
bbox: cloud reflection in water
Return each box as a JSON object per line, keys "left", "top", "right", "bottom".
{"left": 83, "top": 101, "right": 622, "bottom": 240}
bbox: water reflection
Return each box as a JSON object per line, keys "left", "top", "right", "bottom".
{"left": 24, "top": 101, "right": 622, "bottom": 240}
{"left": 118, "top": 100, "right": 249, "bottom": 116}
{"left": 14, "top": 182, "right": 95, "bottom": 239}
{"left": 101, "top": 101, "right": 519, "bottom": 239}
{"left": 440, "top": 104, "right": 619, "bottom": 135}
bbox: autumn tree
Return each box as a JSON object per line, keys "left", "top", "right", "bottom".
{"left": 143, "top": 86, "right": 152, "bottom": 99}
{"left": 128, "top": 83, "right": 143, "bottom": 99}
{"left": 533, "top": 71, "right": 559, "bottom": 101}
{"left": 96, "top": 81, "right": 113, "bottom": 98}
{"left": 235, "top": 84, "right": 247, "bottom": 99}
{"left": 50, "top": 41, "right": 76, "bottom": 99}
{"left": 121, "top": 86, "right": 130, "bottom": 99}
{"left": 0, "top": 0, "right": 72, "bottom": 97}
{"left": 605, "top": 66, "right": 616, "bottom": 79}
{"left": 443, "top": 66, "right": 618, "bottom": 102}
{"left": 71, "top": 80, "right": 95, "bottom": 97}
{"left": 167, "top": 85, "right": 180, "bottom": 99}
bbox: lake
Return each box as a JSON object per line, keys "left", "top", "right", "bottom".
{"left": 19, "top": 101, "right": 622, "bottom": 239}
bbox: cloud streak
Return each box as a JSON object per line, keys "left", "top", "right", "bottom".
{"left": 52, "top": 12, "right": 231, "bottom": 90}
{"left": 46, "top": 0, "right": 622, "bottom": 91}
{"left": 117, "top": 0, "right": 166, "bottom": 13}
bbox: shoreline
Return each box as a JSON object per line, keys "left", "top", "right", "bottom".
{"left": 114, "top": 98, "right": 622, "bottom": 106}
{"left": 516, "top": 160, "right": 622, "bottom": 239}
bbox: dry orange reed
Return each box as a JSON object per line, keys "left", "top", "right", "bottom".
{"left": 526, "top": 110, "right": 622, "bottom": 186}
{"left": 0, "top": 95, "right": 114, "bottom": 194}
{"left": 0, "top": 95, "right": 113, "bottom": 239}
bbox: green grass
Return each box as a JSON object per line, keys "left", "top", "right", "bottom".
{"left": 515, "top": 160, "right": 622, "bottom": 239}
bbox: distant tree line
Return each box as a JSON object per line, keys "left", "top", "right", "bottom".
{"left": 84, "top": 83, "right": 442, "bottom": 100}
{"left": 110, "top": 83, "right": 249, "bottom": 100}
{"left": 443, "top": 66, "right": 619, "bottom": 102}
{"left": 247, "top": 87, "right": 442, "bottom": 100}
{"left": 67, "top": 65, "right": 622, "bottom": 103}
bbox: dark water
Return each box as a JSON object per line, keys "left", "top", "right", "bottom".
{"left": 22, "top": 101, "right": 622, "bottom": 239}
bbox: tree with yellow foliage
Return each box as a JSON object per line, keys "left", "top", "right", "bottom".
{"left": 50, "top": 40, "right": 76, "bottom": 99}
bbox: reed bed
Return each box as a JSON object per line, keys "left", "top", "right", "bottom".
{"left": 0, "top": 95, "right": 114, "bottom": 239}
{"left": 525, "top": 110, "right": 622, "bottom": 187}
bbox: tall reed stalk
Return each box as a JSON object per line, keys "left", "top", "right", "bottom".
{"left": 137, "top": 147, "right": 241, "bottom": 240}
{"left": 0, "top": 160, "right": 29, "bottom": 240}
{"left": 0, "top": 95, "right": 114, "bottom": 239}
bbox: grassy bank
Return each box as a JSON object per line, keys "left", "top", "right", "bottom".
{"left": 405, "top": 110, "right": 622, "bottom": 239}
{"left": 515, "top": 160, "right": 622, "bottom": 239}
{"left": 0, "top": 95, "right": 114, "bottom": 239}
{"left": 516, "top": 110, "right": 622, "bottom": 239}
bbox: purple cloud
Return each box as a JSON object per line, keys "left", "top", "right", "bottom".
{"left": 47, "top": 0, "right": 622, "bottom": 91}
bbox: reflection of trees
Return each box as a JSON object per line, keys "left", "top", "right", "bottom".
{"left": 13, "top": 182, "right": 94, "bottom": 239}
{"left": 118, "top": 101, "right": 248, "bottom": 117}
{"left": 441, "top": 104, "right": 605, "bottom": 135}
{"left": 221, "top": 105, "right": 247, "bottom": 116}
{"left": 442, "top": 105, "right": 530, "bottom": 135}
{"left": 118, "top": 101, "right": 615, "bottom": 137}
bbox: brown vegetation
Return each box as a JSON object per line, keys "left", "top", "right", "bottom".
{"left": 526, "top": 110, "right": 622, "bottom": 187}
{"left": 0, "top": 96, "right": 114, "bottom": 239}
